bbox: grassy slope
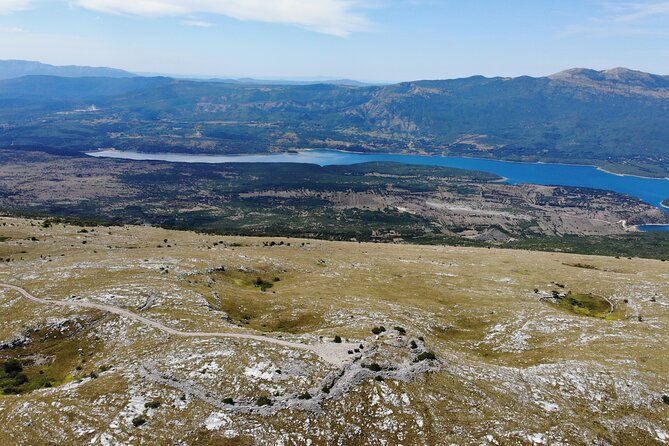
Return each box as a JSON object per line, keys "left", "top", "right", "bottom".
{"left": 0, "top": 217, "right": 668, "bottom": 445}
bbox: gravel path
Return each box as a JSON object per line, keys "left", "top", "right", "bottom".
{"left": 0, "top": 283, "right": 359, "bottom": 366}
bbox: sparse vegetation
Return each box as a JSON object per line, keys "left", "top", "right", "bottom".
{"left": 0, "top": 216, "right": 667, "bottom": 444}
{"left": 563, "top": 262, "right": 599, "bottom": 270}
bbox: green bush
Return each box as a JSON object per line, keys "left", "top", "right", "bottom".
{"left": 145, "top": 400, "right": 161, "bottom": 409}
{"left": 368, "top": 363, "right": 382, "bottom": 372}
{"left": 417, "top": 351, "right": 436, "bottom": 361}
{"left": 131, "top": 416, "right": 146, "bottom": 427}
{"left": 371, "top": 326, "right": 386, "bottom": 335}
{"left": 3, "top": 359, "right": 23, "bottom": 376}
{"left": 333, "top": 335, "right": 342, "bottom": 343}
{"left": 298, "top": 392, "right": 312, "bottom": 400}
{"left": 13, "top": 372, "right": 29, "bottom": 385}
{"left": 256, "top": 396, "right": 272, "bottom": 406}
{"left": 222, "top": 397, "right": 234, "bottom": 405}
{"left": 2, "top": 386, "right": 20, "bottom": 395}
{"left": 254, "top": 277, "right": 273, "bottom": 291}
{"left": 394, "top": 326, "right": 406, "bottom": 335}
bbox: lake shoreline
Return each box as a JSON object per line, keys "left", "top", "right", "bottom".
{"left": 87, "top": 147, "right": 669, "bottom": 181}
{"left": 86, "top": 148, "right": 669, "bottom": 211}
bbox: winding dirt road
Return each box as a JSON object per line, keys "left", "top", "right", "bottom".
{"left": 0, "top": 283, "right": 357, "bottom": 365}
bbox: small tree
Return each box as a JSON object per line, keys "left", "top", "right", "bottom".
{"left": 333, "top": 335, "right": 342, "bottom": 343}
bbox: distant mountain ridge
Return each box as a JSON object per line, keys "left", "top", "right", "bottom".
{"left": 0, "top": 60, "right": 133, "bottom": 80}
{"left": 1, "top": 65, "right": 669, "bottom": 177}
{"left": 548, "top": 67, "right": 669, "bottom": 96}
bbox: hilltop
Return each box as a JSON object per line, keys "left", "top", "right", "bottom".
{"left": 0, "top": 217, "right": 668, "bottom": 445}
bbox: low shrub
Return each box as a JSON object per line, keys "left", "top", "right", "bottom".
{"left": 417, "top": 351, "right": 436, "bottom": 361}
{"left": 145, "top": 400, "right": 161, "bottom": 409}
{"left": 256, "top": 396, "right": 272, "bottom": 406}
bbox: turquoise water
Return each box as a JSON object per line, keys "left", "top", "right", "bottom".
{"left": 88, "top": 149, "right": 669, "bottom": 220}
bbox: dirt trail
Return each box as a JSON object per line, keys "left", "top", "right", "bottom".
{"left": 0, "top": 283, "right": 357, "bottom": 366}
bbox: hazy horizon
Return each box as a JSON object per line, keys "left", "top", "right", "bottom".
{"left": 4, "top": 58, "right": 668, "bottom": 85}
{"left": 1, "top": 1, "right": 669, "bottom": 82}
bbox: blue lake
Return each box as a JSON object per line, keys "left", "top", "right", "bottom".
{"left": 88, "top": 149, "right": 669, "bottom": 221}
{"left": 638, "top": 225, "right": 669, "bottom": 231}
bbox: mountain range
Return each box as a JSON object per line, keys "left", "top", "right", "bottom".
{"left": 0, "top": 60, "right": 133, "bottom": 80}
{"left": 1, "top": 61, "right": 668, "bottom": 176}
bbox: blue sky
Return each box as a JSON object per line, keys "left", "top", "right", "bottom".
{"left": 1, "top": 1, "right": 668, "bottom": 82}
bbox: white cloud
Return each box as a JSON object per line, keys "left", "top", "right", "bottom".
{"left": 0, "top": 0, "right": 31, "bottom": 14}
{"left": 74, "top": 0, "right": 371, "bottom": 36}
{"left": 612, "top": 2, "right": 669, "bottom": 22}
{"left": 183, "top": 19, "right": 213, "bottom": 27}
{"left": 557, "top": 1, "right": 669, "bottom": 38}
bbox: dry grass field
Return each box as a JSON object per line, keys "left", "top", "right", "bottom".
{"left": 0, "top": 216, "right": 668, "bottom": 445}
